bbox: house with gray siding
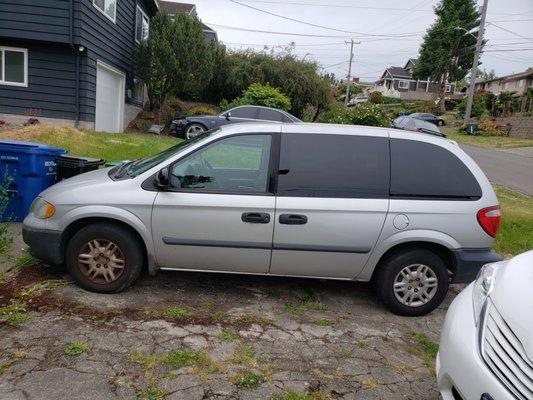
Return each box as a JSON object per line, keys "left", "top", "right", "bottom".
{"left": 0, "top": 0, "right": 158, "bottom": 132}
{"left": 376, "top": 59, "right": 456, "bottom": 101}
{"left": 159, "top": 1, "right": 218, "bottom": 41}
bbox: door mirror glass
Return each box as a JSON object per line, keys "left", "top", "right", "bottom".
{"left": 154, "top": 166, "right": 170, "bottom": 189}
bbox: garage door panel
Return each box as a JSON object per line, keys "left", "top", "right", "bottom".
{"left": 95, "top": 62, "right": 124, "bottom": 132}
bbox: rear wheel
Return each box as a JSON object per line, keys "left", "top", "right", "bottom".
{"left": 184, "top": 123, "right": 206, "bottom": 139}
{"left": 437, "top": 120, "right": 445, "bottom": 126}
{"left": 375, "top": 249, "right": 449, "bottom": 316}
{"left": 66, "top": 223, "right": 144, "bottom": 293}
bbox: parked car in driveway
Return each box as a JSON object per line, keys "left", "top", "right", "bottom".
{"left": 170, "top": 105, "right": 301, "bottom": 139}
{"left": 22, "top": 122, "right": 502, "bottom": 316}
{"left": 410, "top": 112, "right": 446, "bottom": 126}
{"left": 347, "top": 96, "right": 368, "bottom": 107}
{"left": 437, "top": 250, "right": 533, "bottom": 400}
{"left": 392, "top": 115, "right": 445, "bottom": 137}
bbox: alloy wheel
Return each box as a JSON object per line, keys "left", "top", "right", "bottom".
{"left": 77, "top": 239, "right": 125, "bottom": 284}
{"left": 393, "top": 264, "right": 438, "bottom": 307}
{"left": 185, "top": 124, "right": 205, "bottom": 139}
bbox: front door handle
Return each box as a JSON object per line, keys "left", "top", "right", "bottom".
{"left": 279, "top": 214, "right": 308, "bottom": 225}
{"left": 241, "top": 212, "right": 270, "bottom": 224}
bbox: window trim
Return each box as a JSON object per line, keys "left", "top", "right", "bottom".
{"left": 135, "top": 5, "right": 149, "bottom": 43}
{"left": 93, "top": 0, "right": 116, "bottom": 23}
{"left": 0, "top": 46, "right": 28, "bottom": 87}
{"left": 142, "top": 132, "right": 281, "bottom": 196}
{"left": 397, "top": 80, "right": 409, "bottom": 89}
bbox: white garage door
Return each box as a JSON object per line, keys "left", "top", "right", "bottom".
{"left": 95, "top": 61, "right": 125, "bottom": 132}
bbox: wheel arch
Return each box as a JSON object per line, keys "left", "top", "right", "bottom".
{"left": 60, "top": 216, "right": 156, "bottom": 275}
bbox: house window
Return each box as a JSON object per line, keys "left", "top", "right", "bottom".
{"left": 444, "top": 84, "right": 452, "bottom": 93}
{"left": 135, "top": 6, "right": 149, "bottom": 43}
{"left": 0, "top": 46, "right": 28, "bottom": 87}
{"left": 93, "top": 0, "right": 116, "bottom": 23}
{"left": 398, "top": 80, "right": 409, "bottom": 89}
{"left": 518, "top": 79, "right": 524, "bottom": 88}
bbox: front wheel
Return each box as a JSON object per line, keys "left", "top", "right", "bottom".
{"left": 184, "top": 123, "right": 206, "bottom": 139}
{"left": 66, "top": 223, "right": 144, "bottom": 293}
{"left": 437, "top": 120, "right": 445, "bottom": 126}
{"left": 375, "top": 249, "right": 449, "bottom": 316}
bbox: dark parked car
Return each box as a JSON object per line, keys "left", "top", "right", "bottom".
{"left": 170, "top": 105, "right": 301, "bottom": 139}
{"left": 392, "top": 115, "right": 445, "bottom": 137}
{"left": 410, "top": 112, "right": 446, "bottom": 126}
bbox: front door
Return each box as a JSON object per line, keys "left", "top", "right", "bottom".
{"left": 270, "top": 130, "right": 391, "bottom": 279}
{"left": 151, "top": 133, "right": 276, "bottom": 273}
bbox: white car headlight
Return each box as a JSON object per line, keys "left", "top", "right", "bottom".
{"left": 472, "top": 261, "right": 503, "bottom": 325}
{"left": 30, "top": 197, "right": 56, "bottom": 219}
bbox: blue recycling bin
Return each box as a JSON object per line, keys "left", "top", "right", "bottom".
{"left": 0, "top": 140, "right": 66, "bottom": 222}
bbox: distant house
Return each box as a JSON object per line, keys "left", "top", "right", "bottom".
{"left": 159, "top": 1, "right": 218, "bottom": 41}
{"left": 375, "top": 59, "right": 456, "bottom": 100}
{"left": 474, "top": 68, "right": 533, "bottom": 96}
{"left": 0, "top": 0, "right": 158, "bottom": 132}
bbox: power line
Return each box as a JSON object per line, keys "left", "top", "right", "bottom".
{"left": 227, "top": 0, "right": 422, "bottom": 38}
{"left": 232, "top": 0, "right": 435, "bottom": 12}
{"left": 207, "top": 23, "right": 351, "bottom": 37}
{"left": 488, "top": 23, "right": 533, "bottom": 41}
{"left": 484, "top": 48, "right": 533, "bottom": 52}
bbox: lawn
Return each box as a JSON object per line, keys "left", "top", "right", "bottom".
{"left": 493, "top": 185, "right": 533, "bottom": 255}
{"left": 0, "top": 125, "right": 180, "bottom": 161}
{"left": 442, "top": 127, "right": 533, "bottom": 149}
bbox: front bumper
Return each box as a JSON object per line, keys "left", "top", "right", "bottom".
{"left": 169, "top": 120, "right": 185, "bottom": 136}
{"left": 437, "top": 284, "right": 513, "bottom": 400}
{"left": 451, "top": 249, "right": 502, "bottom": 283}
{"left": 22, "top": 225, "right": 64, "bottom": 265}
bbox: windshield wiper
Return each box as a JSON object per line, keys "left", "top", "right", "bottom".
{"left": 113, "top": 159, "right": 140, "bottom": 179}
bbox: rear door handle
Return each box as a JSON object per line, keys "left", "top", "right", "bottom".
{"left": 279, "top": 214, "right": 308, "bottom": 225}
{"left": 241, "top": 212, "right": 270, "bottom": 224}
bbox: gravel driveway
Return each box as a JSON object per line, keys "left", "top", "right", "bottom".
{"left": 0, "top": 247, "right": 461, "bottom": 400}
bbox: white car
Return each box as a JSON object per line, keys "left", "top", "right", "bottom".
{"left": 437, "top": 250, "right": 533, "bottom": 400}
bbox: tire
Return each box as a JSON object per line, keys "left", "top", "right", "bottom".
{"left": 66, "top": 223, "right": 144, "bottom": 293}
{"left": 437, "top": 120, "right": 445, "bottom": 126}
{"left": 375, "top": 249, "right": 449, "bottom": 316}
{"left": 184, "top": 123, "right": 206, "bottom": 139}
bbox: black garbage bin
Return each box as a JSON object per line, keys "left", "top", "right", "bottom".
{"left": 55, "top": 155, "right": 105, "bottom": 181}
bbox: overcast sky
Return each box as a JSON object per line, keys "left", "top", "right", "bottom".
{"left": 170, "top": 0, "right": 533, "bottom": 82}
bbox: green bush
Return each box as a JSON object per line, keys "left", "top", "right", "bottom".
{"left": 320, "top": 103, "right": 390, "bottom": 127}
{"left": 186, "top": 106, "right": 217, "bottom": 116}
{"left": 221, "top": 83, "right": 292, "bottom": 112}
{"left": 407, "top": 100, "right": 440, "bottom": 114}
{"left": 458, "top": 91, "right": 488, "bottom": 118}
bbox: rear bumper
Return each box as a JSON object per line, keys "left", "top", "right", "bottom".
{"left": 22, "top": 225, "right": 64, "bottom": 265}
{"left": 451, "top": 249, "right": 503, "bottom": 283}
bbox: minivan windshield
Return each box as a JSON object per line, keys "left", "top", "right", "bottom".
{"left": 113, "top": 129, "right": 217, "bottom": 179}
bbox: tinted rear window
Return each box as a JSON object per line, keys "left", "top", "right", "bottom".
{"left": 277, "top": 133, "right": 390, "bottom": 198}
{"left": 257, "top": 108, "right": 284, "bottom": 122}
{"left": 231, "top": 107, "right": 258, "bottom": 119}
{"left": 390, "top": 139, "right": 481, "bottom": 199}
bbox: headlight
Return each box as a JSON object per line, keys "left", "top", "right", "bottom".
{"left": 31, "top": 197, "right": 56, "bottom": 219}
{"left": 472, "top": 261, "right": 503, "bottom": 325}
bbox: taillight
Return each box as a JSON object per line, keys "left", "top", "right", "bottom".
{"left": 477, "top": 206, "right": 502, "bottom": 238}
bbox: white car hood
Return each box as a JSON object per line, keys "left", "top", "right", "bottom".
{"left": 491, "top": 251, "right": 533, "bottom": 362}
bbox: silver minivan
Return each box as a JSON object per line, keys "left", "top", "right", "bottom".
{"left": 22, "top": 123, "right": 502, "bottom": 316}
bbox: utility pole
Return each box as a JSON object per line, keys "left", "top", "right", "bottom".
{"left": 464, "top": 0, "right": 488, "bottom": 120}
{"left": 344, "top": 39, "right": 360, "bottom": 107}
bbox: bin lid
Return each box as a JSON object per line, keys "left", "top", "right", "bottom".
{"left": 56, "top": 155, "right": 105, "bottom": 165}
{"left": 0, "top": 140, "right": 66, "bottom": 155}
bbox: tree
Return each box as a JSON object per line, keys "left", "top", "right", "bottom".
{"left": 222, "top": 83, "right": 291, "bottom": 111}
{"left": 133, "top": 11, "right": 213, "bottom": 112}
{"left": 413, "top": 0, "right": 479, "bottom": 111}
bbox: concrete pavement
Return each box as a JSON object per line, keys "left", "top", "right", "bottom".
{"left": 461, "top": 144, "right": 533, "bottom": 196}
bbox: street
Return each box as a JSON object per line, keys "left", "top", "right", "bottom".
{"left": 461, "top": 145, "right": 533, "bottom": 196}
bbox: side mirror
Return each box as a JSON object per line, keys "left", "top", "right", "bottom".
{"left": 154, "top": 167, "right": 170, "bottom": 189}
{"left": 225, "top": 111, "right": 231, "bottom": 120}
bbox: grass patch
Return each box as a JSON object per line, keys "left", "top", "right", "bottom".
{"left": 0, "top": 302, "right": 29, "bottom": 325}
{"left": 494, "top": 185, "right": 533, "bottom": 255}
{"left": 305, "top": 301, "right": 330, "bottom": 312}
{"left": 15, "top": 251, "right": 38, "bottom": 268}
{"left": 0, "top": 362, "right": 11, "bottom": 375}
{"left": 237, "top": 313, "right": 273, "bottom": 326}
{"left": 411, "top": 333, "right": 438, "bottom": 359}
{"left": 65, "top": 342, "right": 90, "bottom": 357}
{"left": 15, "top": 279, "right": 67, "bottom": 299}
{"left": 201, "top": 300, "right": 215, "bottom": 309}
{"left": 164, "top": 307, "right": 191, "bottom": 319}
{"left": 230, "top": 371, "right": 263, "bottom": 389}
{"left": 284, "top": 301, "right": 303, "bottom": 316}
{"left": 272, "top": 391, "right": 330, "bottom": 400}
{"left": 218, "top": 331, "right": 237, "bottom": 342}
{"left": 362, "top": 378, "right": 378, "bottom": 389}
{"left": 444, "top": 128, "right": 533, "bottom": 149}
{"left": 136, "top": 385, "right": 163, "bottom": 400}
{"left": 357, "top": 340, "right": 366, "bottom": 349}
{"left": 313, "top": 319, "right": 332, "bottom": 327}
{"left": 212, "top": 310, "right": 227, "bottom": 321}
{"left": 0, "top": 125, "right": 180, "bottom": 161}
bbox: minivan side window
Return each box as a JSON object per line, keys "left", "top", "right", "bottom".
{"left": 170, "top": 134, "right": 272, "bottom": 193}
{"left": 277, "top": 133, "right": 390, "bottom": 198}
{"left": 390, "top": 139, "right": 482, "bottom": 199}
